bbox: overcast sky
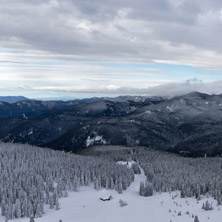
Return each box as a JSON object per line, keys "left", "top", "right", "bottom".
{"left": 1, "top": 0, "right": 222, "bottom": 99}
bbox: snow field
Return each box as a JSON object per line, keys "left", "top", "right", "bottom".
{"left": 5, "top": 163, "right": 222, "bottom": 222}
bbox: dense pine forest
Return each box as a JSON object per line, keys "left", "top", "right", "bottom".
{"left": 0, "top": 143, "right": 134, "bottom": 220}
{"left": 1, "top": 143, "right": 222, "bottom": 221}
{"left": 136, "top": 149, "right": 222, "bottom": 204}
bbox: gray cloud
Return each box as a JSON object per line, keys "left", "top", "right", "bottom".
{"left": 1, "top": 0, "right": 222, "bottom": 67}
{"left": 1, "top": 0, "right": 222, "bottom": 100}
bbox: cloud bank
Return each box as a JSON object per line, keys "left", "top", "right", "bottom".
{"left": 18, "top": 79, "right": 222, "bottom": 97}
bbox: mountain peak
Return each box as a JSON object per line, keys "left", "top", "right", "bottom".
{"left": 0, "top": 96, "right": 29, "bottom": 104}
{"left": 179, "top": 91, "right": 210, "bottom": 99}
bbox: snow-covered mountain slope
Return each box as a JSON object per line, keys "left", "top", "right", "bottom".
{"left": 1, "top": 92, "right": 222, "bottom": 156}
{"left": 6, "top": 162, "right": 222, "bottom": 222}
{"left": 1, "top": 143, "right": 222, "bottom": 222}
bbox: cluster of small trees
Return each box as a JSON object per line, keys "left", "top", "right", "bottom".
{"left": 133, "top": 148, "right": 222, "bottom": 204}
{"left": 119, "top": 199, "right": 128, "bottom": 207}
{"left": 139, "top": 182, "right": 153, "bottom": 197}
{"left": 202, "top": 200, "right": 213, "bottom": 211}
{"left": 0, "top": 143, "right": 134, "bottom": 220}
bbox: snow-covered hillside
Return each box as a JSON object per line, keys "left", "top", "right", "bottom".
{"left": 5, "top": 162, "right": 222, "bottom": 222}
{"left": 2, "top": 144, "right": 222, "bottom": 222}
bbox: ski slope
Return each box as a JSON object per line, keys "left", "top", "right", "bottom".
{"left": 4, "top": 163, "right": 222, "bottom": 222}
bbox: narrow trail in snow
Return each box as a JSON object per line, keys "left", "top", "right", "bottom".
{"left": 126, "top": 164, "right": 146, "bottom": 195}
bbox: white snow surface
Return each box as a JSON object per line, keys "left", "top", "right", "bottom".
{"left": 4, "top": 164, "right": 222, "bottom": 222}
{"left": 85, "top": 135, "right": 106, "bottom": 147}
{"left": 116, "top": 160, "right": 137, "bottom": 168}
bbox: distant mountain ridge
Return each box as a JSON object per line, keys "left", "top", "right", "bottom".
{"left": 0, "top": 92, "right": 222, "bottom": 156}
{"left": 0, "top": 96, "right": 29, "bottom": 103}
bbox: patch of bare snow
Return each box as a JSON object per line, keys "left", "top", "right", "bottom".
{"left": 116, "top": 160, "right": 136, "bottom": 168}
{"left": 28, "top": 128, "right": 33, "bottom": 136}
{"left": 166, "top": 105, "right": 175, "bottom": 112}
{"left": 22, "top": 113, "right": 28, "bottom": 119}
{"left": 86, "top": 135, "right": 106, "bottom": 147}
{"left": 144, "top": 110, "right": 152, "bottom": 114}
